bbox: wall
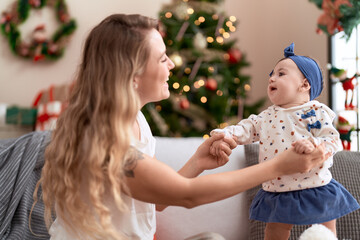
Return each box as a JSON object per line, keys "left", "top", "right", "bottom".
{"left": 224, "top": 0, "right": 328, "bottom": 108}
{"left": 0, "top": 0, "right": 327, "bottom": 109}
{"left": 0, "top": 0, "right": 171, "bottom": 107}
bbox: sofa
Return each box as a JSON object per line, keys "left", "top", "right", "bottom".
{"left": 0, "top": 133, "right": 359, "bottom": 240}
{"left": 154, "top": 137, "right": 360, "bottom": 240}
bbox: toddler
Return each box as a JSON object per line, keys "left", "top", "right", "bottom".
{"left": 210, "top": 43, "right": 359, "bottom": 239}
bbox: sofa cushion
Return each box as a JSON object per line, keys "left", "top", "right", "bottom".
{"left": 155, "top": 137, "right": 250, "bottom": 240}
{"left": 244, "top": 144, "right": 360, "bottom": 239}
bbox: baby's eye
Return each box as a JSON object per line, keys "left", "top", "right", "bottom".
{"left": 279, "top": 72, "right": 284, "bottom": 76}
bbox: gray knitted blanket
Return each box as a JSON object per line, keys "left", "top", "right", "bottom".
{"left": 0, "top": 131, "right": 51, "bottom": 240}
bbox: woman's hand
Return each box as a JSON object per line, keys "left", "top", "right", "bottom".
{"left": 196, "top": 133, "right": 237, "bottom": 171}
{"left": 274, "top": 143, "right": 330, "bottom": 175}
{"left": 177, "top": 133, "right": 237, "bottom": 179}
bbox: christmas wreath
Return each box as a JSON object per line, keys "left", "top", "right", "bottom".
{"left": 0, "top": 0, "right": 76, "bottom": 61}
{"left": 310, "top": 0, "right": 360, "bottom": 40}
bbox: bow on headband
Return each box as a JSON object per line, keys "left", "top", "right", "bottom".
{"left": 283, "top": 43, "right": 323, "bottom": 100}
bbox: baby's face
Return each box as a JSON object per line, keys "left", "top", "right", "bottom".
{"left": 267, "top": 59, "right": 308, "bottom": 108}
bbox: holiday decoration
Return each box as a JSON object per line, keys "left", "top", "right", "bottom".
{"left": 227, "top": 48, "right": 242, "bottom": 64}
{"left": 33, "top": 83, "right": 72, "bottom": 130}
{"left": 330, "top": 66, "right": 359, "bottom": 110}
{"left": 5, "top": 106, "right": 37, "bottom": 126}
{"left": 336, "top": 116, "right": 355, "bottom": 150}
{"left": 309, "top": 0, "right": 360, "bottom": 40}
{"left": 0, "top": 0, "right": 76, "bottom": 62}
{"left": 142, "top": 0, "right": 264, "bottom": 137}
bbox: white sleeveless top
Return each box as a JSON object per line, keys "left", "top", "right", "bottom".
{"left": 49, "top": 111, "right": 157, "bottom": 240}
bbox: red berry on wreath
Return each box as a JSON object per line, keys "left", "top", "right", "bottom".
{"left": 227, "top": 48, "right": 242, "bottom": 64}
{"left": 179, "top": 98, "right": 190, "bottom": 109}
{"left": 205, "top": 78, "right": 217, "bottom": 91}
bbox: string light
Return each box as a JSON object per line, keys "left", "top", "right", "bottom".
{"left": 194, "top": 81, "right": 201, "bottom": 89}
{"left": 203, "top": 134, "right": 210, "bottom": 139}
{"left": 170, "top": 53, "right": 183, "bottom": 66}
{"left": 207, "top": 36, "right": 214, "bottom": 43}
{"left": 184, "top": 67, "right": 191, "bottom": 74}
{"left": 216, "top": 90, "right": 223, "bottom": 96}
{"left": 155, "top": 105, "right": 162, "bottom": 111}
{"left": 200, "top": 96, "right": 207, "bottom": 103}
{"left": 165, "top": 12, "right": 172, "bottom": 18}
{"left": 216, "top": 36, "right": 224, "bottom": 43}
{"left": 219, "top": 122, "right": 229, "bottom": 128}
{"left": 183, "top": 85, "right": 190, "bottom": 92}
{"left": 234, "top": 77, "right": 240, "bottom": 83}
{"left": 168, "top": 40, "right": 173, "bottom": 45}
{"left": 173, "top": 82, "right": 180, "bottom": 89}
{"left": 219, "top": 28, "right": 225, "bottom": 34}
{"left": 229, "top": 26, "right": 236, "bottom": 32}
{"left": 223, "top": 53, "right": 230, "bottom": 60}
{"left": 198, "top": 79, "right": 205, "bottom": 86}
{"left": 226, "top": 21, "right": 233, "bottom": 27}
{"left": 223, "top": 32, "right": 230, "bottom": 39}
{"left": 244, "top": 84, "right": 251, "bottom": 91}
{"left": 212, "top": 14, "right": 218, "bottom": 20}
{"left": 208, "top": 66, "right": 214, "bottom": 73}
{"left": 198, "top": 16, "right": 205, "bottom": 23}
{"left": 229, "top": 16, "right": 236, "bottom": 22}
{"left": 187, "top": 8, "right": 194, "bottom": 14}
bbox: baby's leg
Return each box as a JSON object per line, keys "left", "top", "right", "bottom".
{"left": 320, "top": 219, "right": 336, "bottom": 236}
{"left": 264, "top": 222, "right": 293, "bottom": 240}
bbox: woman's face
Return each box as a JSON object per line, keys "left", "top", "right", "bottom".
{"left": 135, "top": 29, "right": 175, "bottom": 107}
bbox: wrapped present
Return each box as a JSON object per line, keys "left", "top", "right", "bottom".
{"left": 33, "top": 84, "right": 72, "bottom": 131}
{"left": 5, "top": 106, "right": 37, "bottom": 126}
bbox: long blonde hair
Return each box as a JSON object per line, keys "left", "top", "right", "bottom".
{"left": 34, "top": 14, "right": 158, "bottom": 239}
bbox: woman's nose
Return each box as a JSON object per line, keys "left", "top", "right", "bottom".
{"left": 168, "top": 58, "right": 175, "bottom": 70}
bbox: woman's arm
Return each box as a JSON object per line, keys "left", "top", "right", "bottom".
{"left": 124, "top": 142, "right": 328, "bottom": 209}
{"left": 155, "top": 134, "right": 236, "bottom": 211}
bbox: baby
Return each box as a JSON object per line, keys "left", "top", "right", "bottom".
{"left": 210, "top": 43, "right": 359, "bottom": 239}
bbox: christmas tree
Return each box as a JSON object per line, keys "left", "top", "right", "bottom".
{"left": 143, "top": 0, "right": 265, "bottom": 137}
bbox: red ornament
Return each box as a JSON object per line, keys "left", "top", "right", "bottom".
{"left": 205, "top": 78, "right": 218, "bottom": 91}
{"left": 33, "top": 54, "right": 45, "bottom": 62}
{"left": 179, "top": 98, "right": 190, "bottom": 109}
{"left": 227, "top": 48, "right": 242, "bottom": 64}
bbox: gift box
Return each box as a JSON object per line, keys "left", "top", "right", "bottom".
{"left": 5, "top": 106, "right": 37, "bottom": 126}
{"left": 33, "top": 84, "right": 72, "bottom": 131}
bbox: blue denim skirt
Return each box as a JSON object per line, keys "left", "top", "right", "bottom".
{"left": 249, "top": 179, "right": 360, "bottom": 224}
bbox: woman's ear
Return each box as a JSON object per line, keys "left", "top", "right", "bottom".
{"left": 133, "top": 76, "right": 139, "bottom": 89}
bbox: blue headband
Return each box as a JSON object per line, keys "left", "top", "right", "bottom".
{"left": 283, "top": 43, "right": 323, "bottom": 100}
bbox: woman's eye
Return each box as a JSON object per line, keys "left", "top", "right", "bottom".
{"left": 161, "top": 55, "right": 168, "bottom": 62}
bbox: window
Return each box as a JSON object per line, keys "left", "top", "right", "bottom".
{"left": 330, "top": 25, "right": 359, "bottom": 151}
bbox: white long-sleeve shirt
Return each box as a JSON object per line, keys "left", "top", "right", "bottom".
{"left": 212, "top": 100, "right": 341, "bottom": 192}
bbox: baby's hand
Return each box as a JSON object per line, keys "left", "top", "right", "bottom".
{"left": 292, "top": 139, "right": 316, "bottom": 154}
{"left": 210, "top": 139, "right": 229, "bottom": 157}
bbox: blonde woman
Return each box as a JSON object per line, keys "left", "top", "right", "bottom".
{"left": 36, "top": 14, "right": 329, "bottom": 240}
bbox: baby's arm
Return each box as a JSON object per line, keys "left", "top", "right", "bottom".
{"left": 210, "top": 114, "right": 261, "bottom": 145}
{"left": 292, "top": 138, "right": 315, "bottom": 154}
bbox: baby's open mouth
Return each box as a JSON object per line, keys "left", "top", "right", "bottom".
{"left": 270, "top": 87, "right": 277, "bottom": 91}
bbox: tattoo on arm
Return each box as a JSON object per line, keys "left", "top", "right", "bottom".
{"left": 124, "top": 149, "right": 144, "bottom": 178}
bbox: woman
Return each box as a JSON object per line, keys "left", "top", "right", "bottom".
{"left": 36, "top": 14, "right": 329, "bottom": 240}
